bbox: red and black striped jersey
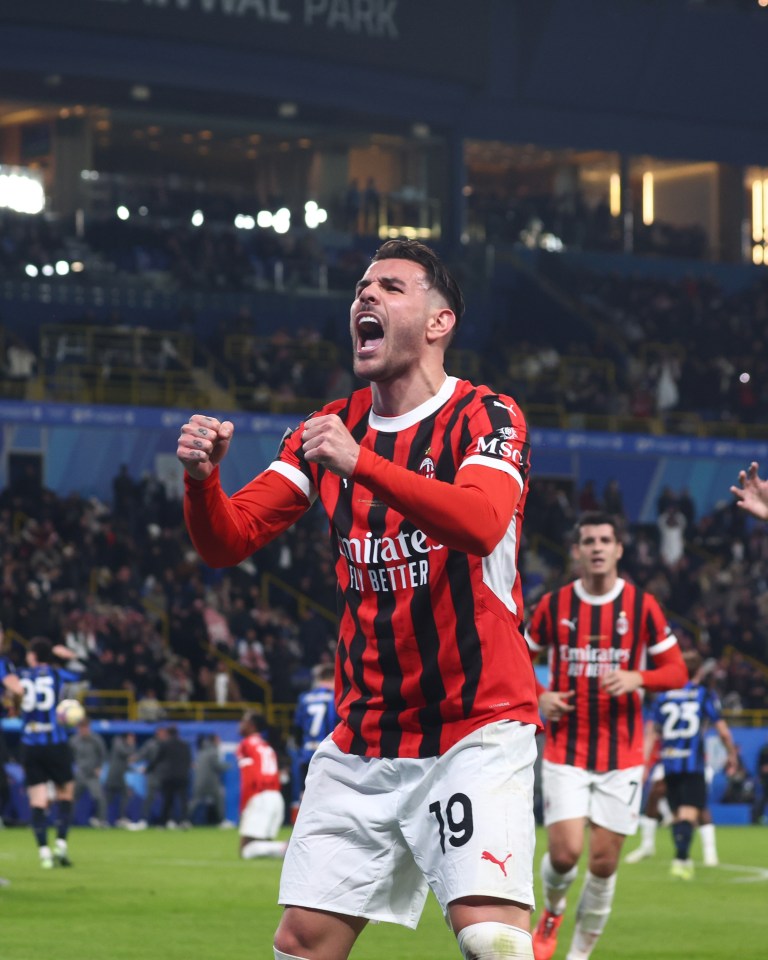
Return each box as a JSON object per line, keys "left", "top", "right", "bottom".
{"left": 525, "top": 577, "right": 680, "bottom": 771}
{"left": 237, "top": 733, "right": 281, "bottom": 811}
{"left": 185, "top": 376, "right": 541, "bottom": 759}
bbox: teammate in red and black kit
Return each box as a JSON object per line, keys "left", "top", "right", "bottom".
{"left": 236, "top": 711, "right": 287, "bottom": 860}
{"left": 178, "top": 239, "right": 541, "bottom": 960}
{"left": 525, "top": 512, "right": 686, "bottom": 960}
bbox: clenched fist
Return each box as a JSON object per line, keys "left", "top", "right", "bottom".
{"left": 177, "top": 414, "right": 234, "bottom": 481}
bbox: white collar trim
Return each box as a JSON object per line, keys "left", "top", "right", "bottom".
{"left": 369, "top": 376, "right": 457, "bottom": 432}
{"left": 574, "top": 577, "right": 626, "bottom": 605}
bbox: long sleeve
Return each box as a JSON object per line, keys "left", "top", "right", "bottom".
{"left": 184, "top": 466, "right": 309, "bottom": 567}
{"left": 352, "top": 449, "right": 521, "bottom": 556}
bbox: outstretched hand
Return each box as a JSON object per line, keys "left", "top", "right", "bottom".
{"left": 177, "top": 415, "right": 234, "bottom": 481}
{"left": 730, "top": 461, "right": 768, "bottom": 521}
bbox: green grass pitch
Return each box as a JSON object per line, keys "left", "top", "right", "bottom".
{"left": 1, "top": 825, "right": 767, "bottom": 959}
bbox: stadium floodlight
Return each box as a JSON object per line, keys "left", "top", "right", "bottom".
{"left": 25, "top": 264, "right": 39, "bottom": 278}
{"left": 304, "top": 201, "right": 328, "bottom": 229}
{"left": 191, "top": 209, "right": 204, "bottom": 227}
{"left": 234, "top": 214, "right": 256, "bottom": 230}
{"left": 55, "top": 261, "right": 70, "bottom": 276}
{"left": 257, "top": 210, "right": 273, "bottom": 228}
{"left": 0, "top": 168, "right": 45, "bottom": 215}
{"left": 71, "top": 261, "right": 85, "bottom": 273}
{"left": 42, "top": 264, "right": 54, "bottom": 277}
{"left": 273, "top": 207, "right": 291, "bottom": 234}
{"left": 117, "top": 205, "right": 130, "bottom": 221}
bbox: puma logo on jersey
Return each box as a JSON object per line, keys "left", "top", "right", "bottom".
{"left": 481, "top": 850, "right": 512, "bottom": 876}
{"left": 559, "top": 618, "right": 577, "bottom": 631}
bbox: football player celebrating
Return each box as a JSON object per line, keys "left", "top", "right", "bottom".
{"left": 526, "top": 512, "right": 686, "bottom": 960}
{"left": 179, "top": 239, "right": 540, "bottom": 960}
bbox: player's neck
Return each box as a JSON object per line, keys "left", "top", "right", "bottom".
{"left": 580, "top": 570, "right": 619, "bottom": 597}
{"left": 370, "top": 367, "right": 447, "bottom": 418}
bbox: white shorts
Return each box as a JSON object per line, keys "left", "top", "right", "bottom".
{"left": 239, "top": 790, "right": 285, "bottom": 840}
{"left": 279, "top": 720, "right": 538, "bottom": 928}
{"left": 542, "top": 761, "right": 644, "bottom": 836}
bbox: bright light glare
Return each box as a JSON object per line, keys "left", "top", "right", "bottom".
{"left": 117, "top": 205, "right": 130, "bottom": 220}
{"left": 191, "top": 209, "right": 204, "bottom": 227}
{"left": 42, "top": 264, "right": 54, "bottom": 277}
{"left": 55, "top": 260, "right": 70, "bottom": 276}
{"left": 273, "top": 207, "right": 291, "bottom": 234}
{"left": 257, "top": 210, "right": 273, "bottom": 228}
{"left": 739, "top": 372, "right": 751, "bottom": 384}
{"left": 304, "top": 200, "right": 328, "bottom": 229}
{"left": 25, "top": 263, "right": 39, "bottom": 277}
{"left": 0, "top": 169, "right": 45, "bottom": 214}
{"left": 234, "top": 214, "right": 256, "bottom": 230}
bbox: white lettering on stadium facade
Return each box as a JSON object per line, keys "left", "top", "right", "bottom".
{"left": 133, "top": 0, "right": 400, "bottom": 37}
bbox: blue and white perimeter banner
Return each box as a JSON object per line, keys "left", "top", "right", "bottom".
{"left": 1, "top": 400, "right": 765, "bottom": 462}
{"left": 0, "top": 400, "right": 297, "bottom": 437}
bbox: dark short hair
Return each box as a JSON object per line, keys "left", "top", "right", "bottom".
{"left": 371, "top": 239, "right": 465, "bottom": 325}
{"left": 313, "top": 663, "right": 335, "bottom": 685}
{"left": 242, "top": 710, "right": 267, "bottom": 733}
{"left": 30, "top": 637, "right": 53, "bottom": 663}
{"left": 573, "top": 511, "right": 622, "bottom": 543}
{"left": 683, "top": 649, "right": 703, "bottom": 679}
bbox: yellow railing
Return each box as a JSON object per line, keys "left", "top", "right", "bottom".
{"left": 42, "top": 364, "right": 209, "bottom": 408}
{"left": 40, "top": 325, "right": 196, "bottom": 366}
{"left": 722, "top": 709, "right": 768, "bottom": 727}
{"left": 261, "top": 571, "right": 338, "bottom": 626}
{"left": 74, "top": 691, "right": 297, "bottom": 737}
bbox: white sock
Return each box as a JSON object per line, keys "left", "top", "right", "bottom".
{"left": 639, "top": 815, "right": 657, "bottom": 850}
{"left": 55, "top": 838, "right": 67, "bottom": 852}
{"left": 569, "top": 871, "right": 616, "bottom": 959}
{"left": 541, "top": 852, "right": 578, "bottom": 915}
{"left": 700, "top": 823, "right": 717, "bottom": 859}
{"left": 658, "top": 797, "right": 673, "bottom": 824}
{"left": 274, "top": 950, "right": 310, "bottom": 960}
{"left": 39, "top": 845, "right": 52, "bottom": 859}
{"left": 241, "top": 839, "right": 287, "bottom": 860}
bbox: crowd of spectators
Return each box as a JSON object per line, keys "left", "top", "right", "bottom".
{"left": 469, "top": 186, "right": 709, "bottom": 260}
{"left": 1, "top": 458, "right": 766, "bottom": 722}
{"left": 0, "top": 465, "right": 337, "bottom": 719}
{"left": 508, "top": 259, "right": 768, "bottom": 429}
{"left": 5, "top": 210, "right": 768, "bottom": 433}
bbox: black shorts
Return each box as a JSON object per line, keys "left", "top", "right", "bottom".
{"left": 22, "top": 742, "right": 74, "bottom": 787}
{"left": 665, "top": 771, "right": 707, "bottom": 811}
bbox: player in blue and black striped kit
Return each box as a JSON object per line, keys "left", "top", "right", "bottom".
{"left": 646, "top": 649, "right": 738, "bottom": 879}
{"left": 0, "top": 637, "right": 24, "bottom": 887}
{"left": 19, "top": 637, "right": 81, "bottom": 869}
{"left": 289, "top": 662, "right": 337, "bottom": 822}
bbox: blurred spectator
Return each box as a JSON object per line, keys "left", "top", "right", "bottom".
{"left": 190, "top": 733, "right": 228, "bottom": 826}
{"left": 71, "top": 718, "right": 108, "bottom": 828}
{"left": 152, "top": 725, "right": 192, "bottom": 829}
{"left": 105, "top": 732, "right": 136, "bottom": 827}
{"left": 136, "top": 688, "right": 166, "bottom": 722}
